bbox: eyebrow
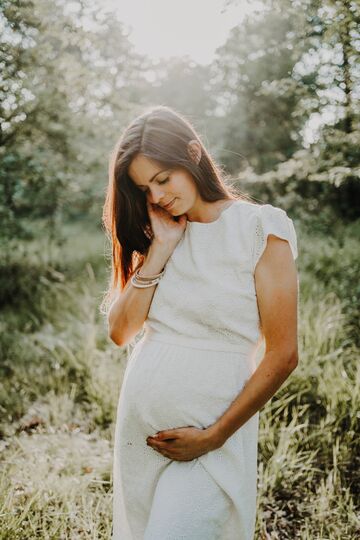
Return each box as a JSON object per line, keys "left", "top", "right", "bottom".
{"left": 136, "top": 169, "right": 168, "bottom": 187}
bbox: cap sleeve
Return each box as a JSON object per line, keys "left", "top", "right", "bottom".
{"left": 252, "top": 204, "right": 298, "bottom": 273}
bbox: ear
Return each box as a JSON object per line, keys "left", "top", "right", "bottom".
{"left": 187, "top": 139, "right": 202, "bottom": 165}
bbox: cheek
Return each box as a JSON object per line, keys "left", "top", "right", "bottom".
{"left": 171, "top": 174, "right": 195, "bottom": 197}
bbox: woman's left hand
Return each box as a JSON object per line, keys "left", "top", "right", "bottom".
{"left": 146, "top": 426, "right": 220, "bottom": 461}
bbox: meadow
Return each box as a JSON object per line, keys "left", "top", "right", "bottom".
{"left": 0, "top": 215, "right": 359, "bottom": 539}
{"left": 2, "top": 0, "right": 359, "bottom": 536}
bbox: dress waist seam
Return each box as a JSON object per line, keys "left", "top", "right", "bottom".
{"left": 140, "top": 327, "right": 255, "bottom": 355}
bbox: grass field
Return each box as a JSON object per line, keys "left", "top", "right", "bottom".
{"left": 0, "top": 218, "right": 359, "bottom": 539}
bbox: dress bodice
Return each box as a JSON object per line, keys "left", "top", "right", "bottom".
{"left": 144, "top": 200, "right": 298, "bottom": 354}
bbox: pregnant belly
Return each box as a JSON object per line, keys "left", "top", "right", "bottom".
{"left": 119, "top": 338, "right": 253, "bottom": 434}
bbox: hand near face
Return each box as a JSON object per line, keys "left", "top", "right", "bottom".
{"left": 147, "top": 200, "right": 187, "bottom": 248}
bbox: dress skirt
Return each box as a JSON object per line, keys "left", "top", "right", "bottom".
{"left": 112, "top": 328, "right": 259, "bottom": 540}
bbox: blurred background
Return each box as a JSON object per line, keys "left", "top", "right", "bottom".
{"left": 0, "top": 0, "right": 359, "bottom": 538}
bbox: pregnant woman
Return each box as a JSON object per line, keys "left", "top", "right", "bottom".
{"left": 103, "top": 105, "right": 299, "bottom": 539}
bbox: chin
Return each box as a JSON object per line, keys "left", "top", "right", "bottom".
{"left": 171, "top": 200, "right": 182, "bottom": 214}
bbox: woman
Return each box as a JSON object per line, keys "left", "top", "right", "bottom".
{"left": 103, "top": 105, "right": 299, "bottom": 540}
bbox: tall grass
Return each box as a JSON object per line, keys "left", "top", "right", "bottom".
{"left": 0, "top": 219, "right": 359, "bottom": 539}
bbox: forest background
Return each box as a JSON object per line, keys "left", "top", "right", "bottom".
{"left": 1, "top": 0, "right": 359, "bottom": 538}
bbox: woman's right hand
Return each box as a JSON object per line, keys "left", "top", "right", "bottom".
{"left": 147, "top": 200, "right": 188, "bottom": 250}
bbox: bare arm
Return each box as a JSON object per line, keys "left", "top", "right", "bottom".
{"left": 108, "top": 200, "right": 188, "bottom": 347}
{"left": 207, "top": 234, "right": 299, "bottom": 447}
{"left": 108, "top": 241, "right": 173, "bottom": 346}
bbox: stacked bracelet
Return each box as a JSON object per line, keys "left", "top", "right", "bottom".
{"left": 130, "top": 267, "right": 166, "bottom": 288}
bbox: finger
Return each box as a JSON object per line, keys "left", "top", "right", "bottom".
{"left": 153, "top": 446, "right": 172, "bottom": 459}
{"left": 150, "top": 440, "right": 176, "bottom": 450}
{"left": 147, "top": 439, "right": 163, "bottom": 449}
{"left": 155, "top": 430, "right": 179, "bottom": 440}
{"left": 148, "top": 443, "right": 162, "bottom": 454}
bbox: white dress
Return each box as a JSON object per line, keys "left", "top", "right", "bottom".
{"left": 112, "top": 200, "right": 298, "bottom": 540}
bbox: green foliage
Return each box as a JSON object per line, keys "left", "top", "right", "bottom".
{"left": 238, "top": 124, "right": 360, "bottom": 225}
{"left": 212, "top": 8, "right": 309, "bottom": 173}
{"left": 217, "top": 0, "right": 359, "bottom": 176}
{"left": 0, "top": 0, "right": 147, "bottom": 241}
{"left": 0, "top": 220, "right": 359, "bottom": 538}
{"left": 0, "top": 150, "right": 69, "bottom": 247}
{"left": 1, "top": 0, "right": 360, "bottom": 536}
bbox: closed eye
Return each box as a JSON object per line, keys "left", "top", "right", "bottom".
{"left": 138, "top": 177, "right": 170, "bottom": 193}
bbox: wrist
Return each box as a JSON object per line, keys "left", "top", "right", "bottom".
{"left": 142, "top": 244, "right": 170, "bottom": 275}
{"left": 150, "top": 239, "right": 175, "bottom": 256}
{"left": 203, "top": 423, "right": 227, "bottom": 450}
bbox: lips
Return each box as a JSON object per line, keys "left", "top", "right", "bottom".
{"left": 163, "top": 198, "right": 176, "bottom": 209}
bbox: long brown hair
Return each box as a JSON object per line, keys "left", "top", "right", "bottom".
{"left": 101, "top": 105, "right": 251, "bottom": 313}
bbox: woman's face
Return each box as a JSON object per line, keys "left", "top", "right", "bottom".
{"left": 128, "top": 154, "right": 201, "bottom": 217}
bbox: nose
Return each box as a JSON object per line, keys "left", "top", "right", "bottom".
{"left": 147, "top": 185, "right": 165, "bottom": 205}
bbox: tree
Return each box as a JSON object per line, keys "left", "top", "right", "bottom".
{"left": 0, "top": 0, "right": 147, "bottom": 248}
{"left": 211, "top": 3, "right": 314, "bottom": 173}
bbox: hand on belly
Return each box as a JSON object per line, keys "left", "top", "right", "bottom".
{"left": 146, "top": 425, "right": 219, "bottom": 461}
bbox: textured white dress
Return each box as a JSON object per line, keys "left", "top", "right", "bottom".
{"left": 112, "top": 200, "right": 298, "bottom": 540}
